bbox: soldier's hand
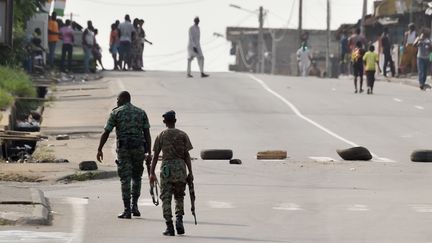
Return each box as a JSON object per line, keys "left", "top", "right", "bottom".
{"left": 187, "top": 173, "right": 194, "bottom": 182}
{"left": 149, "top": 173, "right": 157, "bottom": 185}
{"left": 97, "top": 150, "right": 103, "bottom": 163}
{"left": 145, "top": 154, "right": 152, "bottom": 164}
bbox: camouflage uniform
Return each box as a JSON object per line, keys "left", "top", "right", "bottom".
{"left": 153, "top": 128, "right": 193, "bottom": 221}
{"left": 104, "top": 103, "right": 150, "bottom": 202}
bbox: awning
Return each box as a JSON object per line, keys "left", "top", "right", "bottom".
{"left": 375, "top": 0, "right": 413, "bottom": 17}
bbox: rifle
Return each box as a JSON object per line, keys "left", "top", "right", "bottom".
{"left": 146, "top": 161, "right": 159, "bottom": 206}
{"left": 187, "top": 176, "right": 197, "bottom": 225}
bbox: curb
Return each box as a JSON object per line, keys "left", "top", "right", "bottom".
{"left": 58, "top": 170, "right": 118, "bottom": 182}
{"left": 0, "top": 188, "right": 50, "bottom": 226}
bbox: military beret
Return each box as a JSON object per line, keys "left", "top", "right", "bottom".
{"left": 163, "top": 110, "right": 176, "bottom": 120}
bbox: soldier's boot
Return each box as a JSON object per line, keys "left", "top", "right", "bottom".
{"left": 163, "top": 221, "right": 175, "bottom": 236}
{"left": 118, "top": 199, "right": 131, "bottom": 219}
{"left": 131, "top": 197, "right": 141, "bottom": 217}
{"left": 175, "top": 215, "right": 185, "bottom": 235}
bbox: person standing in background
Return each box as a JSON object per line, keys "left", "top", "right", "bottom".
{"left": 401, "top": 23, "right": 417, "bottom": 74}
{"left": 139, "top": 19, "right": 152, "bottom": 71}
{"left": 413, "top": 28, "right": 432, "bottom": 90}
{"left": 118, "top": 14, "right": 135, "bottom": 70}
{"left": 187, "top": 17, "right": 209, "bottom": 78}
{"left": 59, "top": 19, "right": 74, "bottom": 73}
{"left": 48, "top": 12, "right": 60, "bottom": 68}
{"left": 109, "top": 23, "right": 120, "bottom": 70}
{"left": 82, "top": 21, "right": 95, "bottom": 73}
{"left": 381, "top": 27, "right": 395, "bottom": 77}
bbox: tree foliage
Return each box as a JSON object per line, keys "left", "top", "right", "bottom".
{"left": 0, "top": 0, "right": 47, "bottom": 66}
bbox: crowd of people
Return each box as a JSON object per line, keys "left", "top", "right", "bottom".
{"left": 110, "top": 15, "right": 153, "bottom": 71}
{"left": 339, "top": 23, "right": 432, "bottom": 93}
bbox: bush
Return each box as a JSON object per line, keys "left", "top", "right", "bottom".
{"left": 0, "top": 66, "right": 36, "bottom": 97}
{"left": 0, "top": 89, "right": 13, "bottom": 109}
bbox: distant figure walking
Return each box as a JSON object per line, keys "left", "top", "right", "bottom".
{"left": 363, "top": 45, "right": 381, "bottom": 94}
{"left": 296, "top": 42, "right": 312, "bottom": 77}
{"left": 187, "top": 17, "right": 209, "bottom": 78}
{"left": 381, "top": 27, "right": 395, "bottom": 77}
{"left": 351, "top": 41, "right": 365, "bottom": 93}
{"left": 413, "top": 28, "right": 432, "bottom": 90}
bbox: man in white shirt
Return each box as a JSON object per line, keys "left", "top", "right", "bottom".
{"left": 296, "top": 42, "right": 312, "bottom": 77}
{"left": 82, "top": 21, "right": 95, "bottom": 73}
{"left": 187, "top": 17, "right": 209, "bottom": 78}
{"left": 118, "top": 14, "right": 135, "bottom": 70}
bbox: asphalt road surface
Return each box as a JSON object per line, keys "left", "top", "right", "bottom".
{"left": 2, "top": 72, "right": 432, "bottom": 243}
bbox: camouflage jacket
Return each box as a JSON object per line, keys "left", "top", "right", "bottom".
{"left": 153, "top": 128, "right": 193, "bottom": 161}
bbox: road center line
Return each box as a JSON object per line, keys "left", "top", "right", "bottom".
{"left": 393, "top": 98, "right": 403, "bottom": 102}
{"left": 248, "top": 74, "right": 392, "bottom": 162}
{"left": 415, "top": 105, "right": 424, "bottom": 110}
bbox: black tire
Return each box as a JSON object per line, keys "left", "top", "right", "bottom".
{"left": 200, "top": 149, "right": 233, "bottom": 160}
{"left": 336, "top": 146, "right": 372, "bottom": 161}
{"left": 79, "top": 161, "right": 98, "bottom": 171}
{"left": 411, "top": 150, "right": 432, "bottom": 162}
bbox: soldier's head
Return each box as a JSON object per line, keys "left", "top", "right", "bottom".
{"left": 117, "top": 91, "right": 131, "bottom": 106}
{"left": 194, "top": 17, "right": 200, "bottom": 25}
{"left": 163, "top": 110, "right": 176, "bottom": 127}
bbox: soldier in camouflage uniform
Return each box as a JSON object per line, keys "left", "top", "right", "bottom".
{"left": 97, "top": 91, "right": 152, "bottom": 219}
{"left": 150, "top": 110, "right": 193, "bottom": 236}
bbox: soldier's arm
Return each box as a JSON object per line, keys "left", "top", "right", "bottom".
{"left": 150, "top": 147, "right": 160, "bottom": 178}
{"left": 185, "top": 151, "right": 193, "bottom": 181}
{"left": 144, "top": 128, "right": 151, "bottom": 156}
{"left": 97, "top": 130, "right": 110, "bottom": 162}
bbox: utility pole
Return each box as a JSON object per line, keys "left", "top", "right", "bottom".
{"left": 360, "top": 0, "right": 367, "bottom": 35}
{"left": 298, "top": 0, "right": 303, "bottom": 46}
{"left": 258, "top": 6, "right": 264, "bottom": 73}
{"left": 326, "top": 0, "right": 330, "bottom": 77}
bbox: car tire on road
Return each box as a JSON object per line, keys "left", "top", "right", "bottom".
{"left": 200, "top": 149, "right": 233, "bottom": 160}
{"left": 336, "top": 146, "right": 372, "bottom": 161}
{"left": 411, "top": 150, "right": 432, "bottom": 162}
{"left": 79, "top": 161, "right": 98, "bottom": 171}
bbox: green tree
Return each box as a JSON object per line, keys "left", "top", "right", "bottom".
{"left": 0, "top": 0, "right": 47, "bottom": 66}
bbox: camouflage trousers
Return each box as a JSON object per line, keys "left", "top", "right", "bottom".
{"left": 160, "top": 159, "right": 187, "bottom": 222}
{"left": 117, "top": 148, "right": 145, "bottom": 201}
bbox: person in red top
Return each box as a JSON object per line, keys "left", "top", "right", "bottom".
{"left": 110, "top": 23, "right": 120, "bottom": 70}
{"left": 48, "top": 12, "right": 60, "bottom": 68}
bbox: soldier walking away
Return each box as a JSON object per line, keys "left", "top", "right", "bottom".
{"left": 351, "top": 41, "right": 366, "bottom": 93}
{"left": 97, "top": 91, "right": 152, "bottom": 219}
{"left": 381, "top": 27, "right": 395, "bottom": 77}
{"left": 187, "top": 17, "right": 209, "bottom": 78}
{"left": 149, "top": 111, "right": 194, "bottom": 236}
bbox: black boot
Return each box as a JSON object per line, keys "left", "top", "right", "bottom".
{"left": 131, "top": 197, "right": 140, "bottom": 217}
{"left": 118, "top": 199, "right": 131, "bottom": 219}
{"left": 175, "top": 215, "right": 185, "bottom": 235}
{"left": 163, "top": 221, "right": 175, "bottom": 236}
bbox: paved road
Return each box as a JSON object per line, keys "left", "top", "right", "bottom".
{"left": 2, "top": 72, "right": 432, "bottom": 242}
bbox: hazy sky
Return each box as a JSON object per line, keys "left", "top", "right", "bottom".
{"left": 64, "top": 0, "right": 375, "bottom": 71}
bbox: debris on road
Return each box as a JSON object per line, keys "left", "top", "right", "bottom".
{"left": 56, "top": 134, "right": 70, "bottom": 140}
{"left": 229, "top": 159, "right": 242, "bottom": 165}
{"left": 257, "top": 150, "right": 287, "bottom": 160}
{"left": 200, "top": 149, "right": 233, "bottom": 160}
{"left": 336, "top": 146, "right": 372, "bottom": 161}
{"left": 79, "top": 161, "right": 98, "bottom": 171}
{"left": 411, "top": 149, "right": 432, "bottom": 162}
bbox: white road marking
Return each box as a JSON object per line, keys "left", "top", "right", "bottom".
{"left": 60, "top": 197, "right": 88, "bottom": 243}
{"left": 393, "top": 98, "right": 403, "bottom": 102}
{"left": 347, "top": 204, "right": 369, "bottom": 211}
{"left": 372, "top": 157, "right": 396, "bottom": 163}
{"left": 207, "top": 201, "right": 235, "bottom": 209}
{"left": 273, "top": 203, "right": 304, "bottom": 211}
{"left": 248, "top": 74, "right": 395, "bottom": 163}
{"left": 309, "top": 156, "right": 336, "bottom": 162}
{"left": 410, "top": 204, "right": 432, "bottom": 213}
{"left": 415, "top": 105, "right": 425, "bottom": 110}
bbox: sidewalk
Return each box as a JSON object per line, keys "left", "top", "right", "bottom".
{"left": 0, "top": 73, "right": 119, "bottom": 183}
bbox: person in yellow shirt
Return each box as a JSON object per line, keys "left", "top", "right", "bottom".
{"left": 363, "top": 45, "right": 381, "bottom": 94}
{"left": 48, "top": 12, "right": 60, "bottom": 68}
